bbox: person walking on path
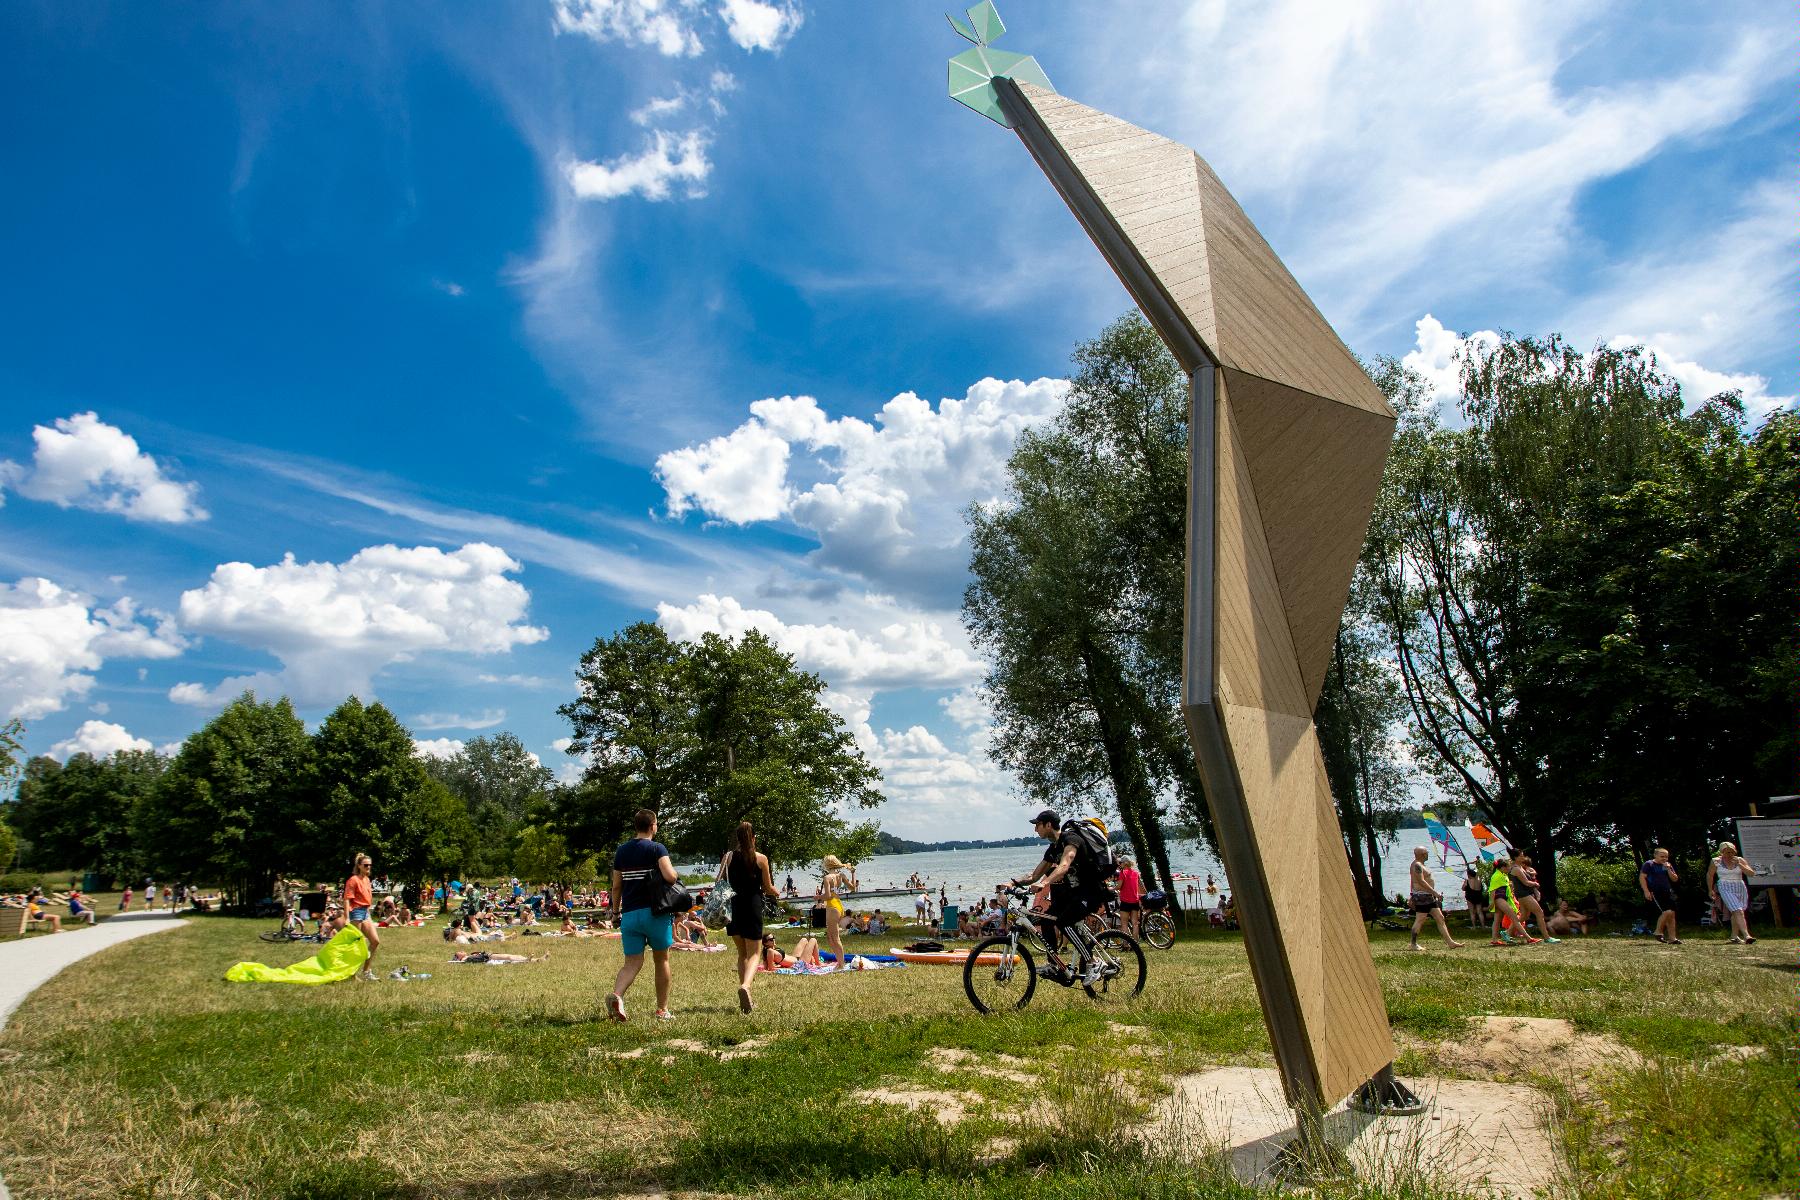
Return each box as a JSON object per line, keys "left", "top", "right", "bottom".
{"left": 1639, "top": 848, "right": 1681, "bottom": 944}
{"left": 1407, "top": 848, "right": 1464, "bottom": 950}
{"left": 1706, "top": 843, "right": 1757, "bottom": 944}
{"left": 608, "top": 809, "right": 680, "bottom": 1022}
{"left": 719, "top": 821, "right": 780, "bottom": 1014}
{"left": 819, "top": 855, "right": 857, "bottom": 964}
{"left": 345, "top": 854, "right": 380, "bottom": 981}
{"left": 1487, "top": 855, "right": 1538, "bottom": 945}
{"left": 119, "top": 885, "right": 132, "bottom": 912}
{"left": 1116, "top": 856, "right": 1144, "bottom": 939}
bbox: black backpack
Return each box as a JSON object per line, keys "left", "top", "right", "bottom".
{"left": 1061, "top": 818, "right": 1117, "bottom": 891}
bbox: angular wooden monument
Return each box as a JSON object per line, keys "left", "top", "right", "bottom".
{"left": 950, "top": 5, "right": 1408, "bottom": 1119}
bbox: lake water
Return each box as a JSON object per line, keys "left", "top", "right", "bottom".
{"left": 688, "top": 824, "right": 1490, "bottom": 915}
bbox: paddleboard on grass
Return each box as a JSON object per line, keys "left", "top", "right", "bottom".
{"left": 887, "top": 945, "right": 1005, "bottom": 965}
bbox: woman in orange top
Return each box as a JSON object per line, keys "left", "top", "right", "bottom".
{"left": 345, "top": 853, "right": 379, "bottom": 982}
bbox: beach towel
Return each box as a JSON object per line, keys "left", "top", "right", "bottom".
{"left": 225, "top": 926, "right": 369, "bottom": 985}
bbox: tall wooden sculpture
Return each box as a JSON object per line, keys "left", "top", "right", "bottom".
{"left": 950, "top": 5, "right": 1410, "bottom": 1118}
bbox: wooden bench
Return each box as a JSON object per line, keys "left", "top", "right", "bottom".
{"left": 0, "top": 906, "right": 31, "bottom": 937}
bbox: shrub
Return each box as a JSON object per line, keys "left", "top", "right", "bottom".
{"left": 1556, "top": 853, "right": 1641, "bottom": 910}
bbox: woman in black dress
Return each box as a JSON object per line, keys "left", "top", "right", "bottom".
{"left": 719, "top": 821, "right": 780, "bottom": 1014}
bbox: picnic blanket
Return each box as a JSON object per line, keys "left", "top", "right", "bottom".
{"left": 225, "top": 926, "right": 368, "bottom": 985}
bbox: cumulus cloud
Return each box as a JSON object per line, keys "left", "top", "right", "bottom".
{"left": 413, "top": 737, "right": 466, "bottom": 761}
{"left": 564, "top": 130, "right": 711, "bottom": 202}
{"left": 0, "top": 577, "right": 186, "bottom": 720}
{"left": 169, "top": 543, "right": 548, "bottom": 708}
{"left": 937, "top": 684, "right": 992, "bottom": 732}
{"left": 656, "top": 593, "right": 984, "bottom": 694}
{"left": 552, "top": 0, "right": 704, "bottom": 56}
{"left": 1, "top": 412, "right": 206, "bottom": 523}
{"left": 717, "top": 0, "right": 801, "bottom": 51}
{"left": 478, "top": 673, "right": 559, "bottom": 689}
{"left": 49, "top": 719, "right": 153, "bottom": 760}
{"left": 410, "top": 708, "right": 506, "bottom": 732}
{"left": 656, "top": 377, "right": 1067, "bottom": 604}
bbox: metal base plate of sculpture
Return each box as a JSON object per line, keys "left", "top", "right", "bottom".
{"left": 949, "top": 2, "right": 1402, "bottom": 1117}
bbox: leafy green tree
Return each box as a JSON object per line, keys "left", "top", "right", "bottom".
{"left": 1315, "top": 591, "right": 1413, "bottom": 914}
{"left": 424, "top": 732, "right": 555, "bottom": 875}
{"left": 8, "top": 750, "right": 163, "bottom": 881}
{"left": 512, "top": 823, "right": 572, "bottom": 883}
{"left": 0, "top": 717, "right": 24, "bottom": 795}
{"left": 139, "top": 693, "right": 312, "bottom": 905}
{"left": 307, "top": 696, "right": 454, "bottom": 885}
{"left": 558, "top": 623, "right": 881, "bottom": 864}
{"left": 964, "top": 313, "right": 1199, "bottom": 906}
{"left": 0, "top": 812, "right": 17, "bottom": 875}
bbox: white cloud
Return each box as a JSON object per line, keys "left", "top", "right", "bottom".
{"left": 478, "top": 673, "right": 559, "bottom": 689}
{"left": 630, "top": 92, "right": 692, "bottom": 126}
{"left": 938, "top": 684, "right": 992, "bottom": 732}
{"left": 717, "top": 0, "right": 800, "bottom": 51}
{"left": 169, "top": 543, "right": 548, "bottom": 708}
{"left": 0, "top": 577, "right": 186, "bottom": 720}
{"left": 156, "top": 741, "right": 183, "bottom": 757}
{"left": 433, "top": 279, "right": 466, "bottom": 297}
{"left": 89, "top": 701, "right": 109, "bottom": 715}
{"left": 550, "top": 736, "right": 575, "bottom": 754}
{"left": 410, "top": 708, "right": 507, "bottom": 732}
{"left": 1400, "top": 315, "right": 1500, "bottom": 408}
{"left": 1106, "top": 5, "right": 1795, "bottom": 344}
{"left": 656, "top": 593, "right": 984, "bottom": 694}
{"left": 656, "top": 377, "right": 1068, "bottom": 604}
{"left": 414, "top": 737, "right": 466, "bottom": 760}
{"left": 49, "top": 720, "right": 152, "bottom": 760}
{"left": 551, "top": 0, "right": 704, "bottom": 56}
{"left": 1, "top": 412, "right": 206, "bottom": 523}
{"left": 564, "top": 130, "right": 711, "bottom": 202}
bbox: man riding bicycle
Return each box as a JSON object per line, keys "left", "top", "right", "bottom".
{"left": 1003, "top": 809, "right": 1107, "bottom": 985}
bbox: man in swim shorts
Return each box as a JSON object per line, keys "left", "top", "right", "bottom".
{"left": 608, "top": 808, "right": 681, "bottom": 1021}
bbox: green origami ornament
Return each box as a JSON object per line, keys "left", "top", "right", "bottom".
{"left": 946, "top": 1, "right": 1052, "bottom": 127}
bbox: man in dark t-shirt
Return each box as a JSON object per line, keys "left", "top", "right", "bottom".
{"left": 607, "top": 808, "right": 679, "bottom": 1021}
{"left": 1004, "top": 809, "right": 1101, "bottom": 984}
{"left": 1639, "top": 847, "right": 1680, "bottom": 945}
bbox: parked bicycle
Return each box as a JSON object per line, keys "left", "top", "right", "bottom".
{"left": 1094, "top": 892, "right": 1176, "bottom": 950}
{"left": 963, "top": 886, "right": 1145, "bottom": 1013}
{"left": 258, "top": 906, "right": 310, "bottom": 942}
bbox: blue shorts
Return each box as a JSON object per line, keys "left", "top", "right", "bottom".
{"left": 619, "top": 907, "right": 673, "bottom": 955}
{"left": 350, "top": 907, "right": 370, "bottom": 922}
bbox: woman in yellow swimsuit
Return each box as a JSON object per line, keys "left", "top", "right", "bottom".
{"left": 819, "top": 855, "right": 857, "bottom": 965}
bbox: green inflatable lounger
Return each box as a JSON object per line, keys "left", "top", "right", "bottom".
{"left": 226, "top": 926, "right": 369, "bottom": 984}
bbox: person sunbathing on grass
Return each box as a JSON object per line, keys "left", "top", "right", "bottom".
{"left": 449, "top": 950, "right": 544, "bottom": 964}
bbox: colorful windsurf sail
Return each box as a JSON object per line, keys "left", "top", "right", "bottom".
{"left": 1422, "top": 811, "right": 1468, "bottom": 867}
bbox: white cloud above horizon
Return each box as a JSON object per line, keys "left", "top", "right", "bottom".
{"left": 655, "top": 377, "right": 1069, "bottom": 605}
{"left": 0, "top": 577, "right": 186, "bottom": 720}
{"left": 717, "top": 0, "right": 800, "bottom": 52}
{"left": 410, "top": 708, "right": 507, "bottom": 732}
{"left": 49, "top": 719, "right": 153, "bottom": 760}
{"left": 413, "top": 736, "right": 466, "bottom": 760}
{"left": 169, "top": 543, "right": 548, "bottom": 709}
{"left": 1, "top": 412, "right": 207, "bottom": 523}
{"left": 565, "top": 130, "right": 712, "bottom": 202}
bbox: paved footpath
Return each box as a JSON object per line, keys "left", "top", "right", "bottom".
{"left": 0, "top": 910, "right": 188, "bottom": 1200}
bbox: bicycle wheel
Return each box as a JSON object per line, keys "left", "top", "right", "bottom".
{"left": 1083, "top": 931, "right": 1146, "bottom": 1002}
{"left": 964, "top": 936, "right": 1037, "bottom": 1014}
{"left": 258, "top": 929, "right": 294, "bottom": 942}
{"left": 1143, "top": 912, "right": 1176, "bottom": 950}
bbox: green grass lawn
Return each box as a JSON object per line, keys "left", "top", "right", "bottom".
{"left": 0, "top": 916, "right": 1793, "bottom": 1200}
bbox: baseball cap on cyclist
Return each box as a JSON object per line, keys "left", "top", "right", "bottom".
{"left": 1031, "top": 809, "right": 1060, "bottom": 827}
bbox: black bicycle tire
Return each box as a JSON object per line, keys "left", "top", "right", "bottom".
{"left": 258, "top": 930, "right": 294, "bottom": 943}
{"left": 1083, "top": 931, "right": 1146, "bottom": 1001}
{"left": 1143, "top": 912, "right": 1176, "bottom": 950}
{"left": 963, "top": 936, "right": 1037, "bottom": 1014}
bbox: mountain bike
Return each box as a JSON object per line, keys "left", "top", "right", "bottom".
{"left": 963, "top": 887, "right": 1145, "bottom": 1013}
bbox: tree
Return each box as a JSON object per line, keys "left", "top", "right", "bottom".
{"left": 557, "top": 623, "right": 882, "bottom": 865}
{"left": 307, "top": 696, "right": 454, "bottom": 884}
{"left": 0, "top": 812, "right": 16, "bottom": 876}
{"left": 963, "top": 313, "right": 1199, "bottom": 907}
{"left": 9, "top": 750, "right": 163, "bottom": 881}
{"left": 0, "top": 717, "right": 24, "bottom": 795}
{"left": 424, "top": 732, "right": 555, "bottom": 875}
{"left": 1364, "top": 337, "right": 1799, "bottom": 895}
{"left": 138, "top": 693, "right": 312, "bottom": 906}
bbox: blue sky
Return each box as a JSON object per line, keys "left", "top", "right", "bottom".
{"left": 2, "top": 1, "right": 1792, "bottom": 839}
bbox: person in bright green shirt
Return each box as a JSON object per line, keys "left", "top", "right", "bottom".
{"left": 1486, "top": 856, "right": 1538, "bottom": 946}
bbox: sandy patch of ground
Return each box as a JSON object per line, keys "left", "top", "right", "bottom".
{"left": 928, "top": 1046, "right": 1037, "bottom": 1084}
{"left": 1440, "top": 1015, "right": 1643, "bottom": 1078}
{"left": 1143, "top": 1066, "right": 1559, "bottom": 1199}
{"left": 661, "top": 1036, "right": 772, "bottom": 1061}
{"left": 850, "top": 1086, "right": 984, "bottom": 1125}
{"left": 1704, "top": 1044, "right": 1768, "bottom": 1066}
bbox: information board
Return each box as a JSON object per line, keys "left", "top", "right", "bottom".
{"left": 1733, "top": 818, "right": 1800, "bottom": 887}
